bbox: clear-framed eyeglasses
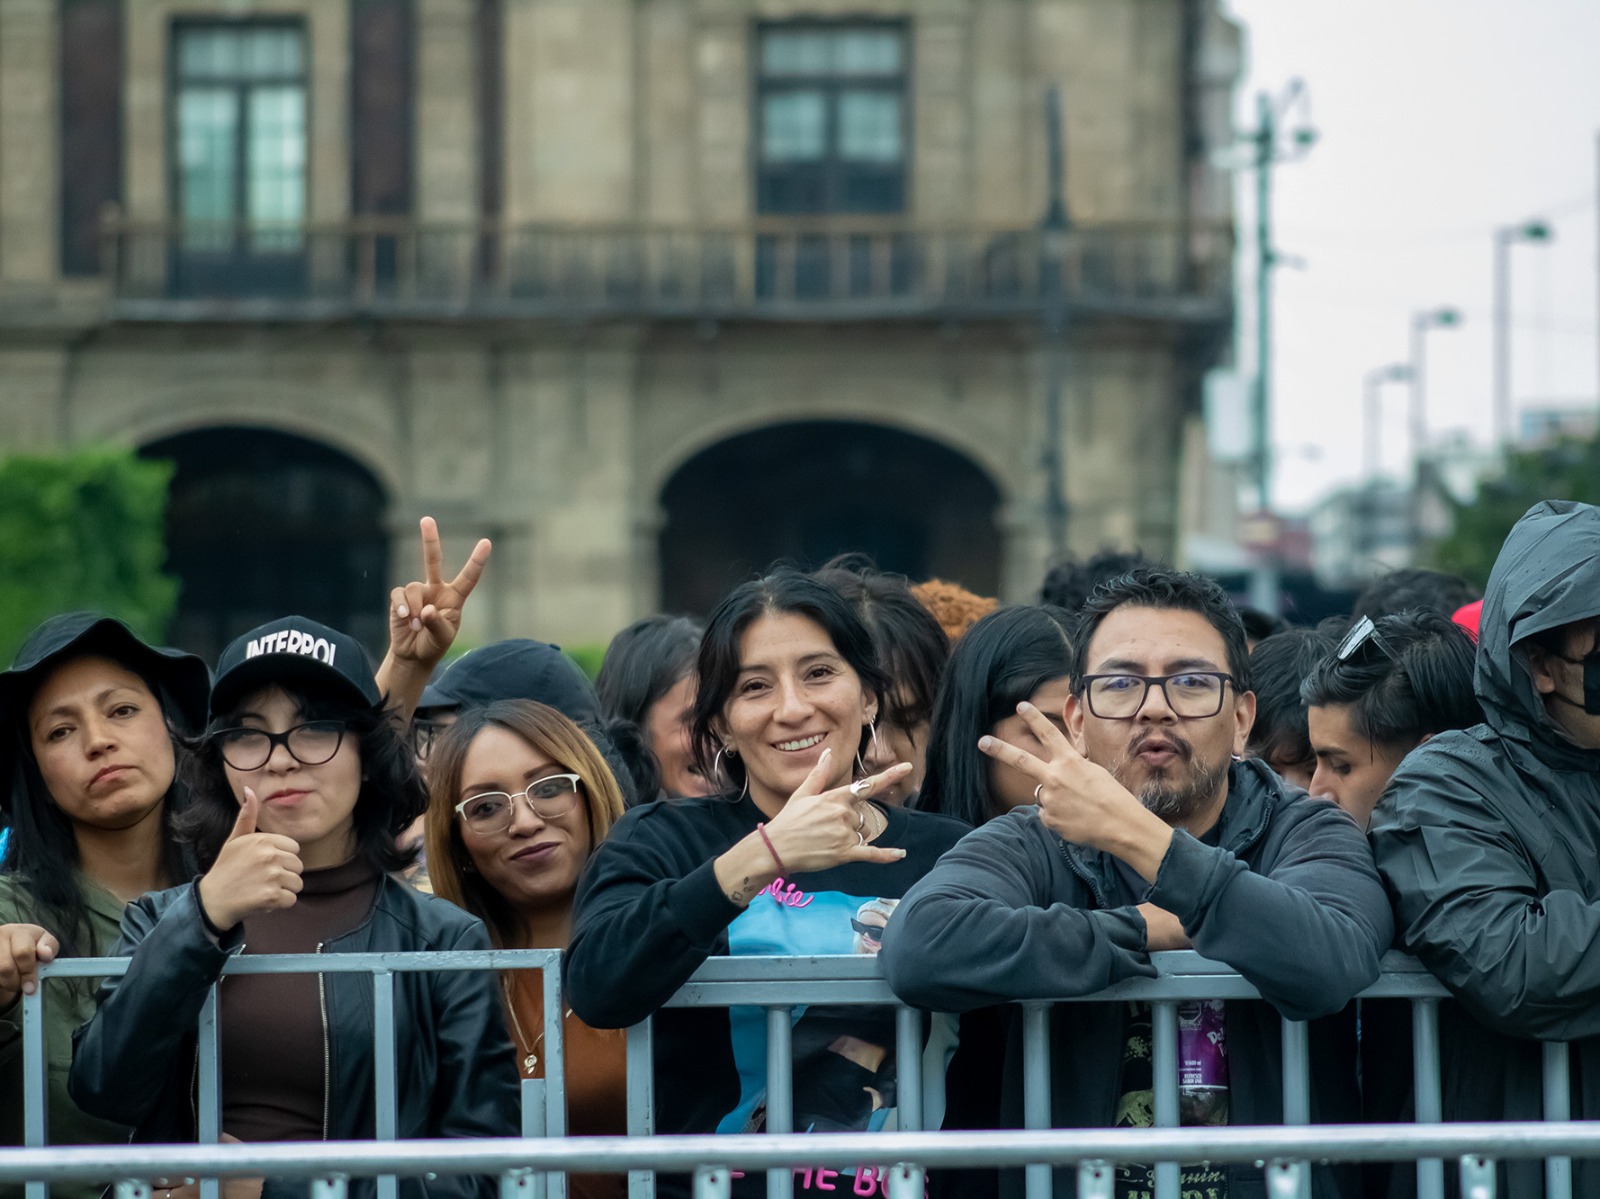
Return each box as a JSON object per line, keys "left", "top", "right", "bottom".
{"left": 215, "top": 721, "right": 348, "bottom": 771}
{"left": 411, "top": 718, "right": 446, "bottom": 763}
{"left": 1078, "top": 672, "right": 1235, "bottom": 720}
{"left": 454, "top": 773, "right": 583, "bottom": 835}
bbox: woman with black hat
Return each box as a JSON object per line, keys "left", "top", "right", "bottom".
{"left": 0, "top": 613, "right": 210, "bottom": 1199}
{"left": 68, "top": 616, "right": 519, "bottom": 1199}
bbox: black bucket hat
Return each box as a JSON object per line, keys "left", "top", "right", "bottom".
{"left": 210, "top": 616, "right": 380, "bottom": 720}
{"left": 0, "top": 613, "right": 211, "bottom": 813}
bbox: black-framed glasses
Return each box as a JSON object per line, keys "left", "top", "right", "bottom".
{"left": 215, "top": 721, "right": 347, "bottom": 771}
{"left": 411, "top": 718, "right": 445, "bottom": 763}
{"left": 1079, "top": 672, "right": 1235, "bottom": 720}
{"left": 1336, "top": 616, "right": 1399, "bottom": 665}
{"left": 850, "top": 917, "right": 886, "bottom": 943}
{"left": 454, "top": 774, "right": 582, "bottom": 835}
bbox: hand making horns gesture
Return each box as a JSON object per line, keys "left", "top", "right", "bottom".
{"left": 763, "top": 748, "right": 914, "bottom": 874}
{"left": 387, "top": 516, "right": 492, "bottom": 671}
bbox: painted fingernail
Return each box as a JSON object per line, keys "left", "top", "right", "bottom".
{"left": 978, "top": 735, "right": 994, "bottom": 751}
{"left": 1017, "top": 701, "right": 1035, "bottom": 713}
{"left": 410, "top": 619, "right": 422, "bottom": 631}
{"left": 396, "top": 604, "right": 409, "bottom": 618}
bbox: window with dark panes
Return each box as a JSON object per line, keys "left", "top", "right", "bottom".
{"left": 756, "top": 23, "right": 908, "bottom": 214}
{"left": 172, "top": 24, "right": 307, "bottom": 258}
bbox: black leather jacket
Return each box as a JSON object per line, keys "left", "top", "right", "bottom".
{"left": 69, "top": 874, "right": 520, "bottom": 1199}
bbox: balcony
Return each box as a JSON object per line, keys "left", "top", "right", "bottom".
{"left": 98, "top": 214, "right": 1234, "bottom": 327}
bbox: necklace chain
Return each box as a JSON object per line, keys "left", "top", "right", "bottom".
{"left": 502, "top": 976, "right": 572, "bottom": 1076}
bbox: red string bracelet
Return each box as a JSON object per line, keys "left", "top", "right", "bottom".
{"left": 756, "top": 822, "right": 788, "bottom": 876}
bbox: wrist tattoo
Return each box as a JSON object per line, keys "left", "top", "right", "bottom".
{"left": 725, "top": 876, "right": 759, "bottom": 906}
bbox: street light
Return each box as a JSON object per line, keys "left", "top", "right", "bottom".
{"left": 1364, "top": 363, "right": 1414, "bottom": 481}
{"left": 1407, "top": 307, "right": 1462, "bottom": 551}
{"left": 1493, "top": 219, "right": 1553, "bottom": 448}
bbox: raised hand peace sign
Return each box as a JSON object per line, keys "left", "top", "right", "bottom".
{"left": 387, "top": 516, "right": 492, "bottom": 670}
{"left": 979, "top": 701, "right": 1175, "bottom": 883}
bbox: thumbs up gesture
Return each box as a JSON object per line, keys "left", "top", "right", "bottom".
{"left": 196, "top": 788, "right": 305, "bottom": 933}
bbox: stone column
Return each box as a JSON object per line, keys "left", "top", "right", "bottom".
{"left": 0, "top": 0, "right": 59, "bottom": 286}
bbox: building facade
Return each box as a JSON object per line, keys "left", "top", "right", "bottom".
{"left": 0, "top": 0, "right": 1240, "bottom": 659}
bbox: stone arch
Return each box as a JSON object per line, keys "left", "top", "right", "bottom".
{"left": 138, "top": 426, "right": 391, "bottom": 663}
{"left": 657, "top": 420, "right": 1005, "bottom": 616}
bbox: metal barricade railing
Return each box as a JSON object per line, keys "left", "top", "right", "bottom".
{"left": 13, "top": 948, "right": 1577, "bottom": 1199}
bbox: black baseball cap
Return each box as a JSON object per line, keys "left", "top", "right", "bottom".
{"left": 419, "top": 639, "right": 599, "bottom": 724}
{"left": 210, "top": 616, "right": 380, "bottom": 720}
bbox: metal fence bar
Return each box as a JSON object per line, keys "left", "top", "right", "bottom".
{"left": 197, "top": 986, "right": 221, "bottom": 1199}
{"left": 1543, "top": 1040, "right": 1572, "bottom": 1199}
{"left": 1413, "top": 997, "right": 1445, "bottom": 1199}
{"left": 538, "top": 963, "right": 567, "bottom": 1199}
{"left": 626, "top": 1015, "right": 655, "bottom": 1199}
{"left": 372, "top": 969, "right": 398, "bottom": 1199}
{"left": 518, "top": 1082, "right": 548, "bottom": 1199}
{"left": 1079, "top": 1160, "right": 1113, "bottom": 1199}
{"left": 764, "top": 1006, "right": 794, "bottom": 1199}
{"left": 1280, "top": 1018, "right": 1310, "bottom": 1199}
{"left": 1152, "top": 1001, "right": 1179, "bottom": 1199}
{"left": 21, "top": 985, "right": 46, "bottom": 1199}
{"left": 1460, "top": 1154, "right": 1496, "bottom": 1199}
{"left": 1021, "top": 1003, "right": 1052, "bottom": 1199}
{"left": 894, "top": 1005, "right": 922, "bottom": 1132}
{"left": 312, "top": 1174, "right": 347, "bottom": 1199}
{"left": 5, "top": 1125, "right": 1598, "bottom": 1181}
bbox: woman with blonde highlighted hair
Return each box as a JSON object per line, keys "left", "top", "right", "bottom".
{"left": 424, "top": 698, "right": 627, "bottom": 1199}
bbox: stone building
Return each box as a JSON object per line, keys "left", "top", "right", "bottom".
{"left": 0, "top": 0, "right": 1240, "bottom": 659}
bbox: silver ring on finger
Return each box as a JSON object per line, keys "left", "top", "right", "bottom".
{"left": 849, "top": 778, "right": 871, "bottom": 799}
{"left": 1034, "top": 783, "right": 1045, "bottom": 803}
{"left": 857, "top": 829, "right": 868, "bottom": 847}
{"left": 856, "top": 807, "right": 867, "bottom": 831}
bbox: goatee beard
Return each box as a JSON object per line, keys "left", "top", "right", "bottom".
{"left": 1135, "top": 756, "right": 1228, "bottom": 823}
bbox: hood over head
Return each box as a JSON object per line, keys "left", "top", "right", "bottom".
{"left": 1476, "top": 500, "right": 1600, "bottom": 769}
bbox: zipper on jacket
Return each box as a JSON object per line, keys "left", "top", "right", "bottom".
{"left": 1056, "top": 838, "right": 1114, "bottom": 908}
{"left": 317, "top": 941, "right": 331, "bottom": 1141}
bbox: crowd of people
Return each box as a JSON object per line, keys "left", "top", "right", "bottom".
{"left": 1, "top": 499, "right": 1598, "bottom": 1199}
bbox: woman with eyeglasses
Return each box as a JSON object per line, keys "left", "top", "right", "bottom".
{"left": 423, "top": 699, "right": 627, "bottom": 1199}
{"left": 563, "top": 569, "right": 969, "bottom": 1199}
{"left": 1302, "top": 610, "right": 1479, "bottom": 830}
{"left": 69, "top": 617, "right": 519, "bottom": 1199}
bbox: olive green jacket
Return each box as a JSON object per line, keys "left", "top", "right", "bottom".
{"left": 0, "top": 873, "right": 131, "bottom": 1199}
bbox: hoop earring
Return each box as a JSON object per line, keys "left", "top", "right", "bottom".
{"left": 713, "top": 743, "right": 748, "bottom": 800}
{"left": 855, "top": 717, "right": 880, "bottom": 779}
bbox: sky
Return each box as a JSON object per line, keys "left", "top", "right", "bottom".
{"left": 1221, "top": 0, "right": 1600, "bottom": 513}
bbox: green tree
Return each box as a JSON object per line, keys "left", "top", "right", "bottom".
{"left": 1432, "top": 433, "right": 1600, "bottom": 589}
{"left": 0, "top": 447, "right": 178, "bottom": 664}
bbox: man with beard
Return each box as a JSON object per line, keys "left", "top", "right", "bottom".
{"left": 881, "top": 568, "right": 1392, "bottom": 1199}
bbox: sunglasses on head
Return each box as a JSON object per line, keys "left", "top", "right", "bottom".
{"left": 1336, "top": 616, "right": 1399, "bottom": 665}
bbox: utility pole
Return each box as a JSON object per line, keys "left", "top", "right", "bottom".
{"left": 1238, "top": 82, "right": 1314, "bottom": 615}
{"left": 1492, "top": 219, "right": 1553, "bottom": 448}
{"left": 1407, "top": 307, "right": 1461, "bottom": 554}
{"left": 1040, "top": 87, "right": 1072, "bottom": 562}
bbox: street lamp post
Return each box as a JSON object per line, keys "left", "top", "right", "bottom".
{"left": 1407, "top": 307, "right": 1461, "bottom": 551}
{"left": 1492, "top": 219, "right": 1553, "bottom": 449}
{"left": 1039, "top": 87, "right": 1072, "bottom": 563}
{"left": 1363, "top": 363, "right": 1414, "bottom": 482}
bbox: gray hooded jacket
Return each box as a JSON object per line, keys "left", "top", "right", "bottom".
{"left": 1371, "top": 499, "right": 1600, "bottom": 1195}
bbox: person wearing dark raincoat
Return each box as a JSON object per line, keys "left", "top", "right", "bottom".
{"left": 1371, "top": 499, "right": 1600, "bottom": 1197}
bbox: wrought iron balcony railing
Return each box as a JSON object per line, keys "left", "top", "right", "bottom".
{"left": 97, "top": 214, "right": 1234, "bottom": 323}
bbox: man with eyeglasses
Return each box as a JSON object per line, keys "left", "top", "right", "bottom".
{"left": 882, "top": 567, "right": 1392, "bottom": 1199}
{"left": 1370, "top": 500, "right": 1600, "bottom": 1197}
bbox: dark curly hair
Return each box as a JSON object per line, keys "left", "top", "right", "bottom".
{"left": 1069, "top": 568, "right": 1252, "bottom": 693}
{"left": 178, "top": 676, "right": 425, "bottom": 873}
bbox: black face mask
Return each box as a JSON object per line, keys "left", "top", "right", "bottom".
{"left": 1549, "top": 651, "right": 1600, "bottom": 716}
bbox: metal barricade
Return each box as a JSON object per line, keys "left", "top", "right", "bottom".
{"left": 13, "top": 948, "right": 1580, "bottom": 1199}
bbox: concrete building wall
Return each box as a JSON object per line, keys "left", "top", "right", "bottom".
{"left": 0, "top": 0, "right": 1238, "bottom": 651}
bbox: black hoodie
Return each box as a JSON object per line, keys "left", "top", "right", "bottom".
{"left": 1371, "top": 499, "right": 1600, "bottom": 1197}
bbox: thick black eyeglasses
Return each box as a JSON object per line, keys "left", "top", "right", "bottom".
{"left": 1079, "top": 672, "right": 1235, "bottom": 720}
{"left": 216, "top": 721, "right": 347, "bottom": 771}
{"left": 1336, "top": 616, "right": 1399, "bottom": 665}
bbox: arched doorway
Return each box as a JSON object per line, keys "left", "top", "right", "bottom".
{"left": 659, "top": 421, "right": 1002, "bottom": 616}
{"left": 140, "top": 427, "right": 389, "bottom": 664}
